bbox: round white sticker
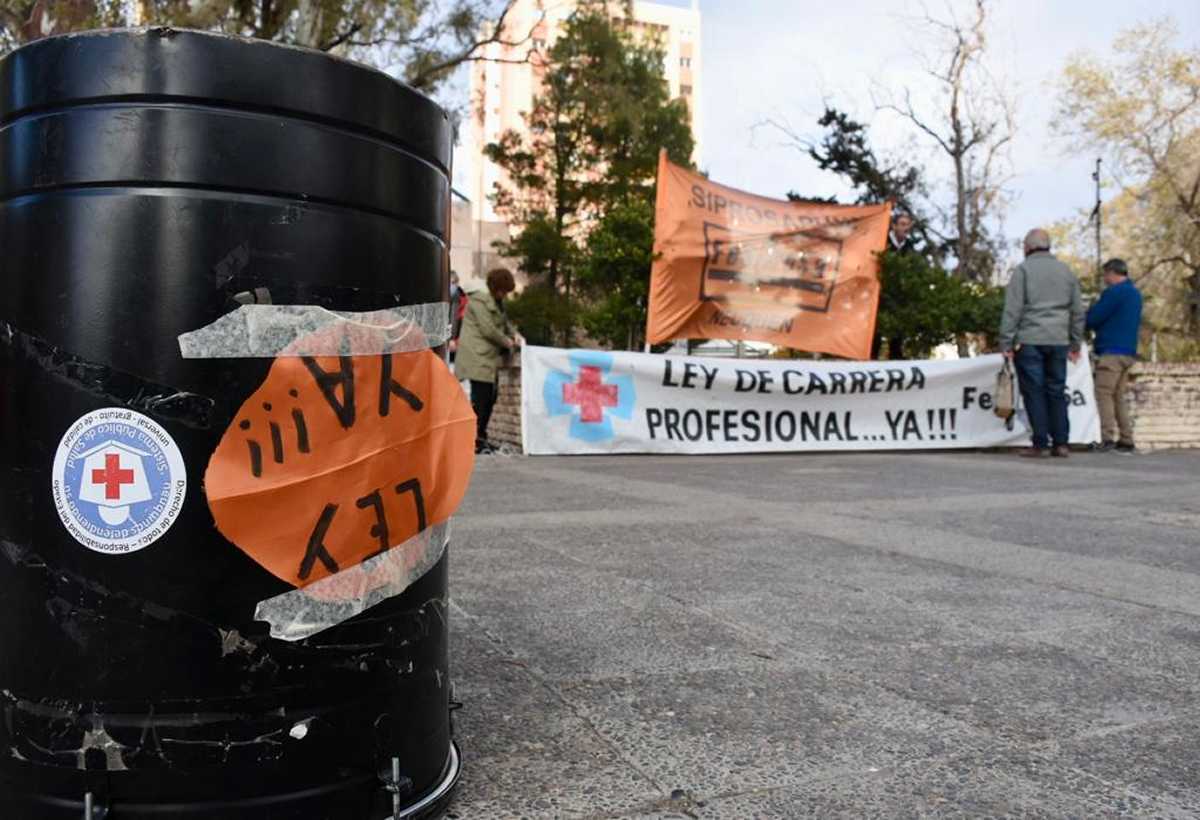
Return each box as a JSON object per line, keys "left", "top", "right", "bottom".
{"left": 51, "top": 408, "right": 188, "bottom": 554}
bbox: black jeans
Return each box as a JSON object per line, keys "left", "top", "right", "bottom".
{"left": 470, "top": 379, "right": 497, "bottom": 447}
{"left": 1015, "top": 345, "right": 1070, "bottom": 449}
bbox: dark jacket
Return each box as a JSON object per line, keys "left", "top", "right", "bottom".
{"left": 888, "top": 232, "right": 918, "bottom": 255}
{"left": 1086, "top": 278, "right": 1142, "bottom": 356}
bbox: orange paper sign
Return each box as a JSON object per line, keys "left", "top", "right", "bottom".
{"left": 205, "top": 350, "right": 475, "bottom": 588}
{"left": 646, "top": 152, "right": 891, "bottom": 360}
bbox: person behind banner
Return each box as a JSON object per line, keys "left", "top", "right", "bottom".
{"left": 999, "top": 228, "right": 1084, "bottom": 459}
{"left": 888, "top": 211, "right": 918, "bottom": 255}
{"left": 1087, "top": 258, "right": 1143, "bottom": 454}
{"left": 873, "top": 210, "right": 918, "bottom": 360}
{"left": 455, "top": 268, "right": 520, "bottom": 454}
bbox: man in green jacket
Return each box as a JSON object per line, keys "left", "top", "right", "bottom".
{"left": 455, "top": 268, "right": 519, "bottom": 454}
{"left": 999, "top": 229, "right": 1085, "bottom": 459}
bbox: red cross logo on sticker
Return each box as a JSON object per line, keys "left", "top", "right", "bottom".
{"left": 77, "top": 441, "right": 154, "bottom": 526}
{"left": 92, "top": 453, "right": 135, "bottom": 500}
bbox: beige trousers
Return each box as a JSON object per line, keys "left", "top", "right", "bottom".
{"left": 1094, "top": 354, "right": 1136, "bottom": 445}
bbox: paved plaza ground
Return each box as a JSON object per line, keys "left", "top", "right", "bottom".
{"left": 443, "top": 449, "right": 1200, "bottom": 819}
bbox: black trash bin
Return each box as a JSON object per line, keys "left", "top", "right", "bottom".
{"left": 0, "top": 28, "right": 458, "bottom": 819}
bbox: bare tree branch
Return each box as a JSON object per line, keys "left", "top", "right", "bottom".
{"left": 406, "top": 1, "right": 542, "bottom": 89}
{"left": 875, "top": 0, "right": 1012, "bottom": 282}
{"left": 320, "top": 22, "right": 362, "bottom": 52}
{"left": 1136, "top": 254, "right": 1199, "bottom": 286}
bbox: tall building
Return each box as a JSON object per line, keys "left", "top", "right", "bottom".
{"left": 452, "top": 0, "right": 702, "bottom": 287}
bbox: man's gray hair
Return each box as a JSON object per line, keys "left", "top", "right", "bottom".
{"left": 1023, "top": 228, "right": 1051, "bottom": 254}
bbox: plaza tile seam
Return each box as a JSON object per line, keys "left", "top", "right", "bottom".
{"left": 481, "top": 460, "right": 1200, "bottom": 618}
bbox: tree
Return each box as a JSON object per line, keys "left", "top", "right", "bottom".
{"left": 773, "top": 105, "right": 1005, "bottom": 357}
{"left": 798, "top": 106, "right": 942, "bottom": 259}
{"left": 0, "top": 0, "right": 528, "bottom": 93}
{"left": 1051, "top": 185, "right": 1200, "bottom": 361}
{"left": 808, "top": 109, "right": 923, "bottom": 211}
{"left": 485, "top": 0, "right": 693, "bottom": 344}
{"left": 877, "top": 0, "right": 1015, "bottom": 282}
{"left": 875, "top": 251, "right": 1004, "bottom": 358}
{"left": 576, "top": 197, "right": 654, "bottom": 349}
{"left": 1054, "top": 17, "right": 1200, "bottom": 343}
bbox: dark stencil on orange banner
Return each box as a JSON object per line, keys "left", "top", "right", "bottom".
{"left": 206, "top": 349, "right": 475, "bottom": 588}
{"left": 701, "top": 222, "right": 857, "bottom": 314}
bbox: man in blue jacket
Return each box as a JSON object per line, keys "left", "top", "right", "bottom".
{"left": 1086, "top": 258, "right": 1143, "bottom": 454}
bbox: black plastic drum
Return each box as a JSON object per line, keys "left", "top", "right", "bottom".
{"left": 0, "top": 28, "right": 457, "bottom": 818}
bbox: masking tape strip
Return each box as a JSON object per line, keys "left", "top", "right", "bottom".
{"left": 254, "top": 520, "right": 450, "bottom": 642}
{"left": 178, "top": 302, "right": 450, "bottom": 359}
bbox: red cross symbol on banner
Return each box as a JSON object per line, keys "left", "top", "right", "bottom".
{"left": 562, "top": 365, "right": 618, "bottom": 424}
{"left": 92, "top": 453, "right": 135, "bottom": 500}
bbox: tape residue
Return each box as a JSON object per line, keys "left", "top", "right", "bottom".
{"left": 253, "top": 521, "right": 450, "bottom": 642}
{"left": 178, "top": 302, "right": 450, "bottom": 359}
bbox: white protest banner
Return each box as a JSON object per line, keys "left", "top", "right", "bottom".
{"left": 521, "top": 345, "right": 1100, "bottom": 455}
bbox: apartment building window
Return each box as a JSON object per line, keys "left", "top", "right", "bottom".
{"left": 680, "top": 57, "right": 691, "bottom": 67}
{"left": 680, "top": 84, "right": 693, "bottom": 96}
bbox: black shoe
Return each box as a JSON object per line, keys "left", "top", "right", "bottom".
{"left": 1090, "top": 440, "right": 1116, "bottom": 453}
{"left": 1115, "top": 442, "right": 1136, "bottom": 455}
{"left": 475, "top": 439, "right": 495, "bottom": 455}
{"left": 1052, "top": 445, "right": 1071, "bottom": 458}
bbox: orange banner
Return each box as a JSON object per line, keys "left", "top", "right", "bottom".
{"left": 206, "top": 349, "right": 476, "bottom": 588}
{"left": 646, "top": 152, "right": 891, "bottom": 360}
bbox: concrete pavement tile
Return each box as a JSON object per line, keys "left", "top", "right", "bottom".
{"left": 660, "top": 552, "right": 994, "bottom": 666}
{"left": 451, "top": 626, "right": 590, "bottom": 760}
{"left": 448, "top": 451, "right": 1200, "bottom": 815}
{"left": 834, "top": 637, "right": 1200, "bottom": 744}
{"left": 737, "top": 542, "right": 1155, "bottom": 639}
{"left": 521, "top": 451, "right": 1186, "bottom": 506}
{"left": 685, "top": 747, "right": 1190, "bottom": 819}
{"left": 451, "top": 556, "right": 656, "bottom": 618}
{"left": 462, "top": 475, "right": 658, "bottom": 515}
{"left": 445, "top": 747, "right": 658, "bottom": 820}
{"left": 556, "top": 666, "right": 989, "bottom": 799}
{"left": 451, "top": 534, "right": 589, "bottom": 575}
{"left": 1034, "top": 611, "right": 1200, "bottom": 685}
{"left": 1044, "top": 712, "right": 1200, "bottom": 813}
{"left": 886, "top": 506, "right": 1200, "bottom": 575}
{"left": 695, "top": 591, "right": 982, "bottom": 669}
{"left": 449, "top": 624, "right": 664, "bottom": 818}
{"left": 458, "top": 592, "right": 779, "bottom": 681}
{"left": 530, "top": 522, "right": 844, "bottom": 596}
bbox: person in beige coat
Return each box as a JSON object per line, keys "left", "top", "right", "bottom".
{"left": 455, "top": 268, "right": 519, "bottom": 453}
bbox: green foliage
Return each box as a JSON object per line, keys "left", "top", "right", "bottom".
{"left": 486, "top": 0, "right": 693, "bottom": 344}
{"left": 0, "top": 0, "right": 509, "bottom": 91}
{"left": 1054, "top": 17, "right": 1200, "bottom": 345}
{"left": 576, "top": 197, "right": 654, "bottom": 349}
{"left": 875, "top": 251, "right": 1004, "bottom": 358}
{"left": 808, "top": 108, "right": 924, "bottom": 211}
{"left": 799, "top": 108, "right": 1007, "bottom": 356}
{"left": 0, "top": 0, "right": 123, "bottom": 52}
{"left": 506, "top": 284, "right": 579, "bottom": 348}
{"left": 803, "top": 106, "right": 944, "bottom": 262}
{"left": 502, "top": 214, "right": 578, "bottom": 285}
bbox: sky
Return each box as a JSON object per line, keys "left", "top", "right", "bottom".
{"left": 449, "top": 0, "right": 1199, "bottom": 257}
{"left": 667, "top": 0, "right": 1200, "bottom": 252}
